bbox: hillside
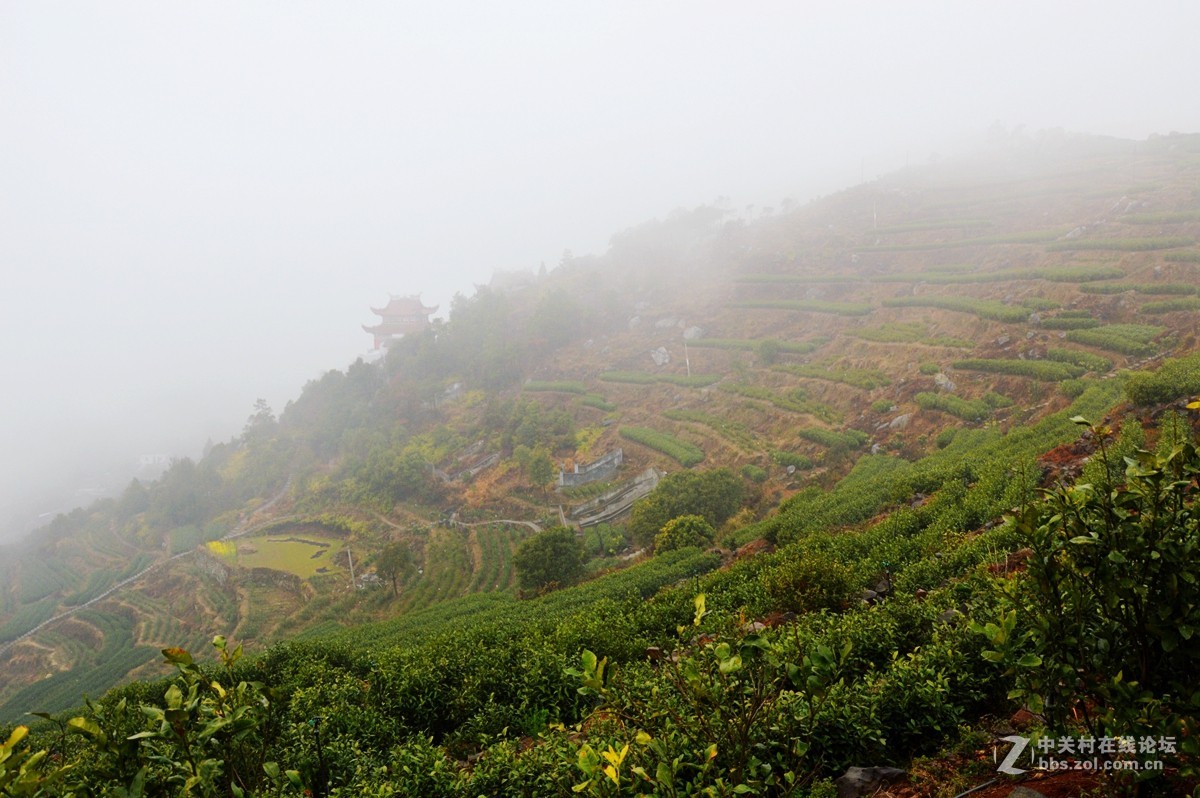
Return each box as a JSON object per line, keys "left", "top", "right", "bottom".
{"left": 2, "top": 132, "right": 1200, "bottom": 795}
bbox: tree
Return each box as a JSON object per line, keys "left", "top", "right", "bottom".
{"left": 654, "top": 515, "right": 715, "bottom": 553}
{"left": 375, "top": 541, "right": 416, "bottom": 597}
{"left": 513, "top": 527, "right": 585, "bottom": 593}
{"left": 629, "top": 468, "right": 745, "bottom": 548}
{"left": 527, "top": 447, "right": 556, "bottom": 493}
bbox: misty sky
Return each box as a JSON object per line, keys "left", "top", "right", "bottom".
{"left": 2, "top": 1, "right": 1199, "bottom": 537}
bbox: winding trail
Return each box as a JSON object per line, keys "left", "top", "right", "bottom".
{"left": 0, "top": 479, "right": 292, "bottom": 657}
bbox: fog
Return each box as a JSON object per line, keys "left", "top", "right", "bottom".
{"left": 2, "top": 1, "right": 1198, "bottom": 540}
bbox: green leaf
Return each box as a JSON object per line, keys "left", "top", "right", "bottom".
{"left": 1017, "top": 653, "right": 1043, "bottom": 668}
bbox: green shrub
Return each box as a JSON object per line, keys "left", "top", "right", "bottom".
{"left": 740, "top": 464, "right": 768, "bottom": 483}
{"left": 1124, "top": 351, "right": 1200, "bottom": 406}
{"left": 797, "top": 427, "right": 869, "bottom": 451}
{"left": 1140, "top": 297, "right": 1200, "bottom": 314}
{"left": 1046, "top": 235, "right": 1194, "bottom": 251}
{"left": 581, "top": 394, "right": 616, "bottom": 412}
{"left": 654, "top": 515, "right": 716, "bottom": 553}
{"left": 600, "top": 371, "right": 721, "bottom": 388}
{"left": 688, "top": 338, "right": 826, "bottom": 354}
{"left": 770, "top": 450, "right": 814, "bottom": 471}
{"left": 918, "top": 362, "right": 940, "bottom": 375}
{"left": 914, "top": 392, "right": 990, "bottom": 422}
{"left": 513, "top": 527, "right": 586, "bottom": 592}
{"left": 1038, "top": 316, "right": 1100, "bottom": 330}
{"left": 619, "top": 426, "right": 704, "bottom": 466}
{"left": 883, "top": 296, "right": 1029, "bottom": 323}
{"left": 951, "top": 358, "right": 1082, "bottom": 381}
{"left": 523, "top": 380, "right": 588, "bottom": 394}
{"left": 762, "top": 550, "right": 859, "bottom": 614}
{"left": 1058, "top": 378, "right": 1086, "bottom": 398}
{"left": 983, "top": 432, "right": 1200, "bottom": 745}
{"left": 730, "top": 299, "right": 874, "bottom": 316}
{"left": 774, "top": 364, "right": 890, "bottom": 390}
{"left": 845, "top": 322, "right": 971, "bottom": 347}
{"left": 870, "top": 399, "right": 895, "bottom": 414}
{"left": 1064, "top": 324, "right": 1166, "bottom": 355}
{"left": 1046, "top": 347, "right": 1112, "bottom": 373}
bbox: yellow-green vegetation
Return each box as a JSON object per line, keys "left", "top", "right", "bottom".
{"left": 730, "top": 298, "right": 874, "bottom": 316}
{"left": 1064, "top": 323, "right": 1166, "bottom": 355}
{"left": 718, "top": 382, "right": 839, "bottom": 422}
{"left": 844, "top": 321, "right": 972, "bottom": 347}
{"left": 860, "top": 227, "right": 1066, "bottom": 251}
{"left": 883, "top": 295, "right": 1029, "bottom": 323}
{"left": 599, "top": 371, "right": 721, "bottom": 388}
{"left": 687, "top": 337, "right": 825, "bottom": 354}
{"left": 209, "top": 535, "right": 345, "bottom": 578}
{"left": 772, "top": 363, "right": 890, "bottom": 390}
{"left": 1046, "top": 235, "right": 1194, "bottom": 251}
{"left": 619, "top": 426, "right": 704, "bottom": 467}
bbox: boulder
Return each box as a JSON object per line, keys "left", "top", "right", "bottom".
{"left": 835, "top": 766, "right": 906, "bottom": 798}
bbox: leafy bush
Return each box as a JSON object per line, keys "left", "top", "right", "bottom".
{"left": 688, "top": 337, "right": 825, "bottom": 354}
{"left": 1046, "top": 347, "right": 1111, "bottom": 373}
{"left": 1140, "top": 297, "right": 1200, "bottom": 314}
{"left": 914, "top": 392, "right": 991, "bottom": 422}
{"left": 580, "top": 394, "right": 616, "bottom": 412}
{"left": 718, "top": 383, "right": 839, "bottom": 422}
{"left": 1064, "top": 323, "right": 1166, "bottom": 355}
{"left": 600, "top": 371, "right": 721, "bottom": 388}
{"left": 513, "top": 527, "right": 586, "bottom": 592}
{"left": 1037, "top": 316, "right": 1100, "bottom": 330}
{"left": 1046, "top": 235, "right": 1194, "bottom": 251}
{"left": 797, "top": 427, "right": 869, "bottom": 451}
{"left": 918, "top": 362, "right": 940, "bottom": 375}
{"left": 730, "top": 299, "right": 874, "bottom": 316}
{"left": 654, "top": 515, "right": 716, "bottom": 553}
{"left": 663, "top": 409, "right": 758, "bottom": 451}
{"left": 740, "top": 464, "right": 768, "bottom": 483}
{"left": 1058, "top": 378, "right": 1086, "bottom": 398}
{"left": 769, "top": 450, "right": 813, "bottom": 471}
{"left": 1124, "top": 351, "right": 1200, "bottom": 406}
{"left": 981, "top": 429, "right": 1200, "bottom": 751}
{"left": 883, "top": 296, "right": 1028, "bottom": 323}
{"left": 619, "top": 426, "right": 704, "bottom": 466}
{"left": 845, "top": 322, "right": 971, "bottom": 348}
{"left": 762, "top": 550, "right": 858, "bottom": 614}
{"left": 522, "top": 380, "right": 588, "bottom": 394}
{"left": 628, "top": 468, "right": 745, "bottom": 548}
{"left": 950, "top": 358, "right": 1082, "bottom": 381}
{"left": 774, "top": 364, "right": 890, "bottom": 390}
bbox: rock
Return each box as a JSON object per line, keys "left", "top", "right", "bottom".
{"left": 683, "top": 325, "right": 704, "bottom": 340}
{"left": 742, "top": 621, "right": 768, "bottom": 633}
{"left": 1007, "top": 788, "right": 1048, "bottom": 798}
{"left": 650, "top": 347, "right": 670, "bottom": 366}
{"left": 934, "top": 373, "right": 956, "bottom": 392}
{"left": 1028, "top": 312, "right": 1041, "bottom": 325}
{"left": 835, "top": 766, "right": 906, "bottom": 798}
{"left": 995, "top": 334, "right": 1011, "bottom": 347}
{"left": 644, "top": 646, "right": 664, "bottom": 661}
{"left": 861, "top": 589, "right": 878, "bottom": 602}
{"left": 938, "top": 608, "right": 963, "bottom": 624}
{"left": 914, "top": 588, "right": 928, "bottom": 601}
{"left": 1009, "top": 707, "right": 1037, "bottom": 730}
{"left": 628, "top": 316, "right": 641, "bottom": 329}
{"left": 870, "top": 443, "right": 883, "bottom": 455}
{"left": 888, "top": 413, "right": 912, "bottom": 430}
{"left": 654, "top": 316, "right": 678, "bottom": 329}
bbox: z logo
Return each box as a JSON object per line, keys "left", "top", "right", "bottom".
{"left": 996, "top": 735, "right": 1030, "bottom": 775}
